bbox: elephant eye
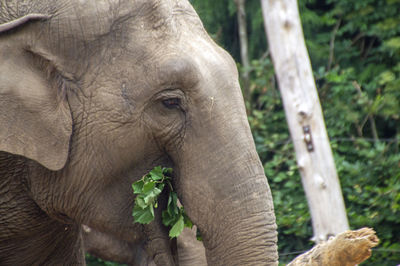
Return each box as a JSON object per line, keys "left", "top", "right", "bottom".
{"left": 162, "top": 98, "right": 181, "bottom": 109}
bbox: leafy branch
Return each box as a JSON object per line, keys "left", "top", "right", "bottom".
{"left": 132, "top": 167, "right": 192, "bottom": 238}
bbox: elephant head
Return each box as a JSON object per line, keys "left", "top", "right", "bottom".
{"left": 0, "top": 0, "right": 278, "bottom": 265}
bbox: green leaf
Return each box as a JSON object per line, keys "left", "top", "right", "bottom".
{"left": 384, "top": 37, "right": 400, "bottom": 51}
{"left": 135, "top": 196, "right": 147, "bottom": 209}
{"left": 167, "top": 192, "right": 179, "bottom": 217}
{"left": 169, "top": 215, "right": 184, "bottom": 238}
{"left": 142, "top": 181, "right": 156, "bottom": 194}
{"left": 132, "top": 180, "right": 144, "bottom": 194}
{"left": 143, "top": 187, "right": 162, "bottom": 205}
{"left": 157, "top": 182, "right": 165, "bottom": 192}
{"left": 162, "top": 209, "right": 177, "bottom": 226}
{"left": 163, "top": 192, "right": 180, "bottom": 226}
{"left": 183, "top": 211, "right": 193, "bottom": 228}
{"left": 132, "top": 166, "right": 193, "bottom": 239}
{"left": 149, "top": 204, "right": 154, "bottom": 218}
{"left": 132, "top": 205, "right": 154, "bottom": 224}
{"left": 162, "top": 168, "right": 173, "bottom": 176}
{"left": 196, "top": 228, "right": 203, "bottom": 241}
{"left": 150, "top": 166, "right": 164, "bottom": 181}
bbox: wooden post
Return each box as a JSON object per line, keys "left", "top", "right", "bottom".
{"left": 260, "top": 0, "right": 349, "bottom": 242}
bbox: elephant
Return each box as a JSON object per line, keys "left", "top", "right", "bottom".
{"left": 0, "top": 0, "right": 278, "bottom": 265}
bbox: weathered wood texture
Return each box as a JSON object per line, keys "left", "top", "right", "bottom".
{"left": 261, "top": 0, "right": 349, "bottom": 242}
{"left": 288, "top": 228, "right": 379, "bottom": 266}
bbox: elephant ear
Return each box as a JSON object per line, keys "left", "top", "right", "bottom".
{"left": 0, "top": 14, "right": 72, "bottom": 171}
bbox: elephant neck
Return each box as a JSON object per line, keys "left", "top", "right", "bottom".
{"left": 0, "top": 152, "right": 85, "bottom": 265}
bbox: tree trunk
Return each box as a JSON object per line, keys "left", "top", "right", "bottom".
{"left": 235, "top": 0, "right": 251, "bottom": 102}
{"left": 288, "top": 228, "right": 379, "bottom": 266}
{"left": 260, "top": 0, "right": 349, "bottom": 243}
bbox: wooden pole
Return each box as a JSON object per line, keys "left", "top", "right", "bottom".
{"left": 260, "top": 0, "right": 349, "bottom": 242}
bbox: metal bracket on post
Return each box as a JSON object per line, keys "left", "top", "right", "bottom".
{"left": 303, "top": 125, "right": 314, "bottom": 152}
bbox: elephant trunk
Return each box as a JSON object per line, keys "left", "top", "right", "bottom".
{"left": 169, "top": 52, "right": 279, "bottom": 264}
{"left": 207, "top": 200, "right": 278, "bottom": 264}
{"left": 176, "top": 134, "right": 279, "bottom": 265}
{"left": 204, "top": 167, "right": 278, "bottom": 265}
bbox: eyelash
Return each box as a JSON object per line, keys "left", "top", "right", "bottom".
{"left": 162, "top": 98, "right": 181, "bottom": 109}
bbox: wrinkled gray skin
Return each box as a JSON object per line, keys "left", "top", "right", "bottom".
{"left": 0, "top": 0, "right": 278, "bottom": 265}
{"left": 83, "top": 225, "right": 207, "bottom": 266}
{"left": 83, "top": 225, "right": 155, "bottom": 266}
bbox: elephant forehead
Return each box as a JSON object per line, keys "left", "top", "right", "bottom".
{"left": 32, "top": 0, "right": 199, "bottom": 47}
{"left": 138, "top": 0, "right": 200, "bottom": 28}
{"left": 69, "top": 0, "right": 199, "bottom": 33}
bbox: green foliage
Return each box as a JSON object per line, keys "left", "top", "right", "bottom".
{"left": 162, "top": 191, "right": 193, "bottom": 238}
{"left": 190, "top": 0, "right": 239, "bottom": 58}
{"left": 190, "top": 0, "right": 268, "bottom": 61}
{"left": 86, "top": 167, "right": 191, "bottom": 265}
{"left": 247, "top": 57, "right": 315, "bottom": 261}
{"left": 132, "top": 167, "right": 192, "bottom": 238}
